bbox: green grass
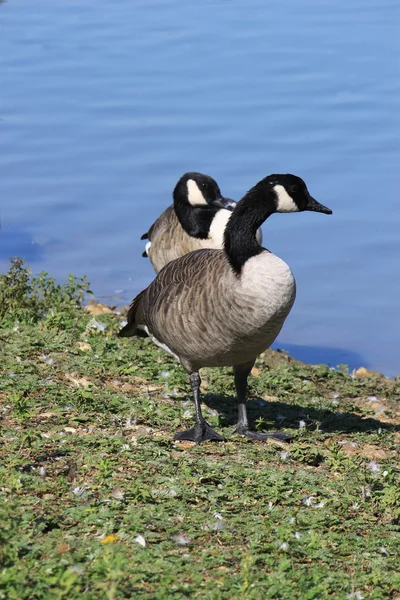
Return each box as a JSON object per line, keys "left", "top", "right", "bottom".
{"left": 0, "top": 259, "right": 399, "bottom": 599}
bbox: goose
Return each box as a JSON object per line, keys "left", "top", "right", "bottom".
{"left": 141, "top": 172, "right": 239, "bottom": 273}
{"left": 121, "top": 173, "right": 332, "bottom": 443}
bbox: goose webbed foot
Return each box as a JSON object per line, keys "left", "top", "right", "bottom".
{"left": 174, "top": 421, "right": 224, "bottom": 444}
{"left": 234, "top": 425, "right": 292, "bottom": 442}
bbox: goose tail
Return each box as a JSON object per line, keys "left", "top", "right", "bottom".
{"left": 118, "top": 290, "right": 147, "bottom": 338}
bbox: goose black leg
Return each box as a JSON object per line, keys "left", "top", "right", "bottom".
{"left": 233, "top": 362, "right": 291, "bottom": 442}
{"left": 174, "top": 372, "right": 224, "bottom": 444}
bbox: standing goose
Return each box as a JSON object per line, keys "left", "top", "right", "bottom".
{"left": 141, "top": 172, "right": 238, "bottom": 273}
{"left": 121, "top": 174, "right": 332, "bottom": 443}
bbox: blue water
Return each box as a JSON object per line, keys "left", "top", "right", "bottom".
{"left": 1, "top": 0, "right": 399, "bottom": 375}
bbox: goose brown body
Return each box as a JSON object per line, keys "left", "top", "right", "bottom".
{"left": 126, "top": 248, "right": 296, "bottom": 372}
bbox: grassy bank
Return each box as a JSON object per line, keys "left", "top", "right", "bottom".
{"left": 0, "top": 260, "right": 399, "bottom": 599}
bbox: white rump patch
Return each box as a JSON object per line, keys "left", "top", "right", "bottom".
{"left": 140, "top": 325, "right": 179, "bottom": 361}
{"left": 187, "top": 179, "right": 208, "bottom": 206}
{"left": 208, "top": 209, "right": 232, "bottom": 246}
{"left": 145, "top": 241, "right": 151, "bottom": 254}
{"left": 274, "top": 184, "right": 299, "bottom": 213}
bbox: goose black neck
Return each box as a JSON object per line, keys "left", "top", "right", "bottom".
{"left": 224, "top": 180, "right": 276, "bottom": 274}
{"left": 174, "top": 196, "right": 218, "bottom": 239}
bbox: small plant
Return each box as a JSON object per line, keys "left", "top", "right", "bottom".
{"left": 374, "top": 468, "right": 400, "bottom": 523}
{"left": 236, "top": 554, "right": 256, "bottom": 598}
{"left": 0, "top": 257, "right": 92, "bottom": 325}
{"left": 10, "top": 392, "right": 32, "bottom": 419}
{"left": 290, "top": 443, "right": 325, "bottom": 466}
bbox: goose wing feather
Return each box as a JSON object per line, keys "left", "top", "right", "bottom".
{"left": 142, "top": 206, "right": 209, "bottom": 272}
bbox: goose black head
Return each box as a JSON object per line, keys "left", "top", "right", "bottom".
{"left": 174, "top": 172, "right": 235, "bottom": 211}
{"left": 173, "top": 172, "right": 236, "bottom": 239}
{"left": 267, "top": 174, "right": 332, "bottom": 215}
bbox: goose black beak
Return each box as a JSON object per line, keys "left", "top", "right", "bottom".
{"left": 211, "top": 196, "right": 237, "bottom": 211}
{"left": 306, "top": 195, "right": 332, "bottom": 215}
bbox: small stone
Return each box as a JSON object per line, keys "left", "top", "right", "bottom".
{"left": 171, "top": 534, "right": 191, "bottom": 546}
{"left": 279, "top": 542, "right": 289, "bottom": 551}
{"left": 85, "top": 301, "right": 113, "bottom": 315}
{"left": 64, "top": 427, "right": 77, "bottom": 434}
{"left": 70, "top": 565, "right": 84, "bottom": 574}
{"left": 86, "top": 318, "right": 106, "bottom": 332}
{"left": 208, "top": 520, "right": 225, "bottom": 531}
{"left": 366, "top": 461, "right": 380, "bottom": 476}
{"left": 354, "top": 367, "right": 380, "bottom": 378}
{"left": 111, "top": 487, "right": 125, "bottom": 500}
{"left": 41, "top": 355, "right": 55, "bottom": 366}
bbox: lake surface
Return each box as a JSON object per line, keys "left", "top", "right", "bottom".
{"left": 1, "top": 0, "right": 399, "bottom": 376}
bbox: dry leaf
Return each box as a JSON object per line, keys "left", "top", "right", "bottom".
{"left": 65, "top": 373, "right": 92, "bottom": 388}
{"left": 101, "top": 534, "right": 119, "bottom": 545}
{"left": 251, "top": 366, "right": 261, "bottom": 377}
{"left": 262, "top": 394, "right": 278, "bottom": 402}
{"left": 76, "top": 342, "right": 92, "bottom": 352}
{"left": 174, "top": 440, "right": 195, "bottom": 449}
{"left": 37, "top": 412, "right": 58, "bottom": 419}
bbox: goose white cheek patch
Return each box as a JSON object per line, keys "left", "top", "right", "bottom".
{"left": 274, "top": 185, "right": 299, "bottom": 212}
{"left": 187, "top": 179, "right": 208, "bottom": 206}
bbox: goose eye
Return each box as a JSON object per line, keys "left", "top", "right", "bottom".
{"left": 290, "top": 185, "right": 299, "bottom": 193}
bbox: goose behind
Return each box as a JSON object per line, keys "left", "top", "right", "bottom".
{"left": 122, "top": 173, "right": 332, "bottom": 444}
{"left": 141, "top": 172, "right": 237, "bottom": 273}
